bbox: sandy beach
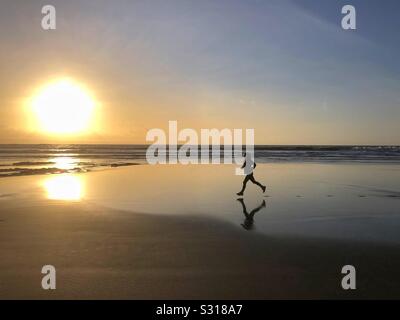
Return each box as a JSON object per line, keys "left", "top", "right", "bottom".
{"left": 1, "top": 163, "right": 400, "bottom": 299}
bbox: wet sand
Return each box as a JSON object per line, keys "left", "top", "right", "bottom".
{"left": 0, "top": 199, "right": 400, "bottom": 299}
{"left": 0, "top": 163, "right": 400, "bottom": 299}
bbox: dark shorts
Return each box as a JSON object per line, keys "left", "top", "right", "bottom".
{"left": 243, "top": 173, "right": 255, "bottom": 183}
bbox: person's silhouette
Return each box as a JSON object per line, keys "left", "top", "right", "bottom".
{"left": 237, "top": 152, "right": 266, "bottom": 196}
{"left": 237, "top": 198, "right": 266, "bottom": 230}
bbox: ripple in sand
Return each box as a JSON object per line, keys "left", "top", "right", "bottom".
{"left": 0, "top": 193, "right": 15, "bottom": 198}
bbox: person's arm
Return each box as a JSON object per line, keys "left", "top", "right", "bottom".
{"left": 253, "top": 162, "right": 257, "bottom": 169}
{"left": 241, "top": 161, "right": 246, "bottom": 169}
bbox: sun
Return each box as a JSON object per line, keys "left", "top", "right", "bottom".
{"left": 31, "top": 78, "right": 95, "bottom": 135}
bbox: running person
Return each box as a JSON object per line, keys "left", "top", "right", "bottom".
{"left": 237, "top": 152, "right": 266, "bottom": 196}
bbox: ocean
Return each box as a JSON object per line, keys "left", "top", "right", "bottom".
{"left": 0, "top": 144, "right": 399, "bottom": 177}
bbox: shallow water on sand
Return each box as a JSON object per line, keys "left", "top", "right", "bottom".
{"left": 1, "top": 163, "right": 400, "bottom": 244}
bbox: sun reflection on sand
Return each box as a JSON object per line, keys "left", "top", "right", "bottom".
{"left": 43, "top": 174, "right": 84, "bottom": 201}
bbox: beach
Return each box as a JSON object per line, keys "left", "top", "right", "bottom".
{"left": 1, "top": 162, "right": 400, "bottom": 299}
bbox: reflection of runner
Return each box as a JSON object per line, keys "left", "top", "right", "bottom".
{"left": 237, "top": 152, "right": 266, "bottom": 196}
{"left": 237, "top": 198, "right": 266, "bottom": 231}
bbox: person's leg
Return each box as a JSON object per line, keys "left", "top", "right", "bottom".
{"left": 249, "top": 174, "right": 266, "bottom": 192}
{"left": 236, "top": 198, "right": 249, "bottom": 218}
{"left": 249, "top": 200, "right": 266, "bottom": 218}
{"left": 237, "top": 175, "right": 250, "bottom": 195}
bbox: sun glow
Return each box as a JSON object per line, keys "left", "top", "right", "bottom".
{"left": 52, "top": 156, "right": 76, "bottom": 170}
{"left": 31, "top": 79, "right": 95, "bottom": 135}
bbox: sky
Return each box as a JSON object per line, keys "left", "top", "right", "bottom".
{"left": 0, "top": 0, "right": 399, "bottom": 145}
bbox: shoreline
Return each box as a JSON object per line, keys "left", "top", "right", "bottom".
{"left": 1, "top": 160, "right": 400, "bottom": 179}
{"left": 0, "top": 162, "right": 141, "bottom": 179}
{"left": 0, "top": 144, "right": 399, "bottom": 179}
